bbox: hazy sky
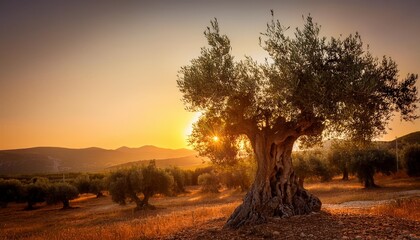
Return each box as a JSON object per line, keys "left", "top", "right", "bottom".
{"left": 1, "top": 0, "right": 419, "bottom": 150}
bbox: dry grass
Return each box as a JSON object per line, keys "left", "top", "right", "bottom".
{"left": 22, "top": 203, "right": 239, "bottom": 240}
{"left": 0, "top": 187, "right": 241, "bottom": 240}
{"left": 368, "top": 197, "right": 420, "bottom": 221}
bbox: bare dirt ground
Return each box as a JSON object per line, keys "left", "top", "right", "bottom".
{"left": 162, "top": 210, "right": 419, "bottom": 240}
{"left": 1, "top": 176, "right": 419, "bottom": 240}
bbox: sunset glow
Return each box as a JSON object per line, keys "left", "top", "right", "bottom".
{"left": 0, "top": 1, "right": 419, "bottom": 150}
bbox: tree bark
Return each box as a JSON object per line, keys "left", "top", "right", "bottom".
{"left": 129, "top": 192, "right": 143, "bottom": 210}
{"left": 62, "top": 199, "right": 70, "bottom": 209}
{"left": 225, "top": 133, "right": 321, "bottom": 228}
{"left": 142, "top": 193, "right": 150, "bottom": 206}
{"left": 26, "top": 201, "right": 34, "bottom": 210}
{"left": 364, "top": 174, "right": 378, "bottom": 188}
{"left": 298, "top": 176, "right": 305, "bottom": 189}
{"left": 342, "top": 166, "right": 349, "bottom": 181}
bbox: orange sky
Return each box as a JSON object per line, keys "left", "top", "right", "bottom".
{"left": 0, "top": 1, "right": 419, "bottom": 150}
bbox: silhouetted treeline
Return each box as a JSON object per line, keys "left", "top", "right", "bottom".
{"left": 1, "top": 145, "right": 418, "bottom": 209}
{"left": 0, "top": 161, "right": 202, "bottom": 210}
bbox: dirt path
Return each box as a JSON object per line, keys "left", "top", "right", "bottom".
{"left": 162, "top": 211, "right": 419, "bottom": 240}
{"left": 323, "top": 190, "right": 420, "bottom": 210}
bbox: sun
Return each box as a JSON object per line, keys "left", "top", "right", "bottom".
{"left": 212, "top": 136, "right": 219, "bottom": 142}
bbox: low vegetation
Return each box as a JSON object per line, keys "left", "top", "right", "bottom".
{"left": 369, "top": 197, "right": 420, "bottom": 221}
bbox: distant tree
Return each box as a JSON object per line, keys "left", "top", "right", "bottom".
{"left": 89, "top": 178, "right": 105, "bottom": 198}
{"left": 219, "top": 159, "right": 254, "bottom": 191}
{"left": 350, "top": 149, "right": 396, "bottom": 188}
{"left": 328, "top": 141, "right": 356, "bottom": 180}
{"left": 108, "top": 161, "right": 174, "bottom": 210}
{"left": 192, "top": 166, "right": 214, "bottom": 185}
{"left": 292, "top": 153, "right": 311, "bottom": 188}
{"left": 47, "top": 182, "right": 79, "bottom": 209}
{"left": 24, "top": 177, "right": 50, "bottom": 210}
{"left": 293, "top": 151, "right": 334, "bottom": 188}
{"left": 74, "top": 174, "right": 105, "bottom": 198}
{"left": 0, "top": 179, "right": 23, "bottom": 208}
{"left": 198, "top": 172, "right": 221, "bottom": 193}
{"left": 177, "top": 13, "right": 418, "bottom": 227}
{"left": 402, "top": 144, "right": 420, "bottom": 177}
{"left": 165, "top": 166, "right": 187, "bottom": 194}
{"left": 141, "top": 161, "right": 174, "bottom": 206}
{"left": 74, "top": 174, "right": 91, "bottom": 194}
{"left": 183, "top": 170, "right": 194, "bottom": 186}
{"left": 108, "top": 170, "right": 129, "bottom": 205}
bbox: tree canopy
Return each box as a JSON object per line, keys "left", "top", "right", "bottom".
{"left": 178, "top": 16, "right": 418, "bottom": 162}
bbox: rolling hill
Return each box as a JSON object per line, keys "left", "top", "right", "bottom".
{"left": 106, "top": 155, "right": 208, "bottom": 171}
{"left": 1, "top": 131, "right": 418, "bottom": 175}
{"left": 0, "top": 146, "right": 198, "bottom": 175}
{"left": 387, "top": 131, "right": 420, "bottom": 146}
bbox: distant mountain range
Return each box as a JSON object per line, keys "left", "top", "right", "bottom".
{"left": 106, "top": 155, "right": 208, "bottom": 171}
{"left": 0, "top": 131, "right": 418, "bottom": 175}
{"left": 0, "top": 145, "right": 202, "bottom": 175}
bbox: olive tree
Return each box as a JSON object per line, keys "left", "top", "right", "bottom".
{"left": 0, "top": 179, "right": 23, "bottom": 208}
{"left": 402, "top": 144, "right": 420, "bottom": 177}
{"left": 165, "top": 166, "right": 187, "bottom": 194}
{"left": 350, "top": 148, "right": 396, "bottom": 188}
{"left": 328, "top": 141, "right": 356, "bottom": 180}
{"left": 24, "top": 177, "right": 50, "bottom": 210}
{"left": 219, "top": 159, "right": 255, "bottom": 191}
{"left": 198, "top": 172, "right": 221, "bottom": 193}
{"left": 108, "top": 161, "right": 174, "bottom": 210}
{"left": 47, "top": 182, "right": 79, "bottom": 209}
{"left": 177, "top": 14, "right": 418, "bottom": 228}
{"left": 74, "top": 174, "right": 105, "bottom": 198}
{"left": 293, "top": 151, "right": 333, "bottom": 188}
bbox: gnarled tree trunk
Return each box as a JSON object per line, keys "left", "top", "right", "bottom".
{"left": 225, "top": 134, "right": 321, "bottom": 228}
